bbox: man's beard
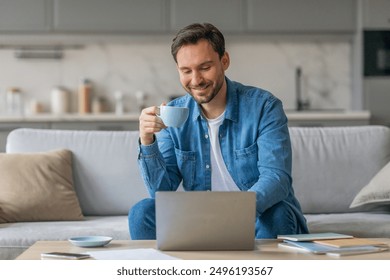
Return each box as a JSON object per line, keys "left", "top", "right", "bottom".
{"left": 186, "top": 79, "right": 223, "bottom": 105}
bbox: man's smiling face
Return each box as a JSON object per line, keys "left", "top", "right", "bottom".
{"left": 176, "top": 39, "right": 229, "bottom": 105}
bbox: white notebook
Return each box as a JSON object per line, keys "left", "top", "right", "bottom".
{"left": 277, "top": 232, "right": 353, "bottom": 242}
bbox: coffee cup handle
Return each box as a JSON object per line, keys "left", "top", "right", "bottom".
{"left": 155, "top": 106, "right": 161, "bottom": 118}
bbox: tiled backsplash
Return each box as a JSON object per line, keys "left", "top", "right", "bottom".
{"left": 0, "top": 36, "right": 351, "bottom": 114}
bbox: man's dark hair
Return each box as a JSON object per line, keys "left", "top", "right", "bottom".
{"left": 171, "top": 23, "right": 225, "bottom": 63}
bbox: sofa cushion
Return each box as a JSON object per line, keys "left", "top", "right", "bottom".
{"left": 6, "top": 129, "right": 149, "bottom": 216}
{"left": 350, "top": 160, "right": 390, "bottom": 208}
{"left": 305, "top": 212, "right": 390, "bottom": 238}
{"left": 290, "top": 126, "right": 390, "bottom": 214}
{"left": 0, "top": 149, "right": 83, "bottom": 223}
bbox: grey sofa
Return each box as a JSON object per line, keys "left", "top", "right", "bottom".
{"left": 1, "top": 126, "right": 390, "bottom": 260}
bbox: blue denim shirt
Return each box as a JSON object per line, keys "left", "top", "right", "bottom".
{"left": 138, "top": 77, "right": 305, "bottom": 220}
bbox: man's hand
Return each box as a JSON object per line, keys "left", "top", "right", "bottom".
{"left": 139, "top": 105, "right": 167, "bottom": 145}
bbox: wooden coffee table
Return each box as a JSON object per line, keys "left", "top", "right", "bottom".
{"left": 16, "top": 239, "right": 390, "bottom": 260}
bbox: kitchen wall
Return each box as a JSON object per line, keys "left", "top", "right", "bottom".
{"left": 0, "top": 35, "right": 352, "bottom": 114}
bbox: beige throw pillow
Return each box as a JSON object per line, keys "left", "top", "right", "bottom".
{"left": 350, "top": 161, "right": 390, "bottom": 208}
{"left": 0, "top": 149, "right": 84, "bottom": 223}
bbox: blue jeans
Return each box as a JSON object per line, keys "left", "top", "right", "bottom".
{"left": 128, "top": 198, "right": 308, "bottom": 240}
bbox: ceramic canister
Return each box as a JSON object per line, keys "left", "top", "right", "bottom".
{"left": 51, "top": 87, "right": 69, "bottom": 114}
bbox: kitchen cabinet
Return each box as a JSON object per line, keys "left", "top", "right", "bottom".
{"left": 286, "top": 111, "right": 371, "bottom": 127}
{"left": 0, "top": 0, "right": 51, "bottom": 32}
{"left": 0, "top": 0, "right": 359, "bottom": 35}
{"left": 0, "top": 122, "right": 50, "bottom": 152}
{"left": 0, "top": 111, "right": 371, "bottom": 151}
{"left": 247, "top": 0, "right": 356, "bottom": 33}
{"left": 287, "top": 118, "right": 370, "bottom": 127}
{"left": 50, "top": 121, "right": 138, "bottom": 131}
{"left": 364, "top": 78, "right": 390, "bottom": 126}
{"left": 169, "top": 0, "right": 245, "bottom": 33}
{"left": 53, "top": 0, "right": 168, "bottom": 32}
{"left": 362, "top": 0, "right": 390, "bottom": 29}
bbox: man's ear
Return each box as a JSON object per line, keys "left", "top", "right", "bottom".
{"left": 221, "top": 52, "right": 230, "bottom": 70}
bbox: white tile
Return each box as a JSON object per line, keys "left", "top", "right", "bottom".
{"left": 0, "top": 38, "right": 351, "bottom": 114}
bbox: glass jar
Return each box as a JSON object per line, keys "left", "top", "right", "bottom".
{"left": 6, "top": 87, "right": 23, "bottom": 115}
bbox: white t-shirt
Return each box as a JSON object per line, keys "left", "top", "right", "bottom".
{"left": 206, "top": 113, "right": 240, "bottom": 191}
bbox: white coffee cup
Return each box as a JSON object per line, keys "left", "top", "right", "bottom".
{"left": 156, "top": 105, "right": 189, "bottom": 127}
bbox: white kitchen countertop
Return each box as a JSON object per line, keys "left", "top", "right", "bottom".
{"left": 285, "top": 110, "right": 371, "bottom": 121}
{"left": 0, "top": 111, "right": 371, "bottom": 123}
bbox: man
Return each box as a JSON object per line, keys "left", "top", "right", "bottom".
{"left": 129, "top": 23, "right": 308, "bottom": 239}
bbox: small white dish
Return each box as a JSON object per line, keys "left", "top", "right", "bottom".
{"left": 68, "top": 236, "right": 113, "bottom": 248}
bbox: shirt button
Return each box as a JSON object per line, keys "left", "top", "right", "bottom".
{"left": 205, "top": 134, "right": 209, "bottom": 139}
{"left": 206, "top": 164, "right": 210, "bottom": 169}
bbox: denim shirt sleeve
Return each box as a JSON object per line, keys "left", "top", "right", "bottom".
{"left": 137, "top": 129, "right": 182, "bottom": 197}
{"left": 248, "top": 97, "right": 293, "bottom": 215}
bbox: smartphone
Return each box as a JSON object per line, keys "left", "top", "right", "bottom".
{"left": 41, "top": 252, "right": 90, "bottom": 260}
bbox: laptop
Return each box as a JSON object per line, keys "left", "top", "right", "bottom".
{"left": 156, "top": 191, "right": 256, "bottom": 251}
